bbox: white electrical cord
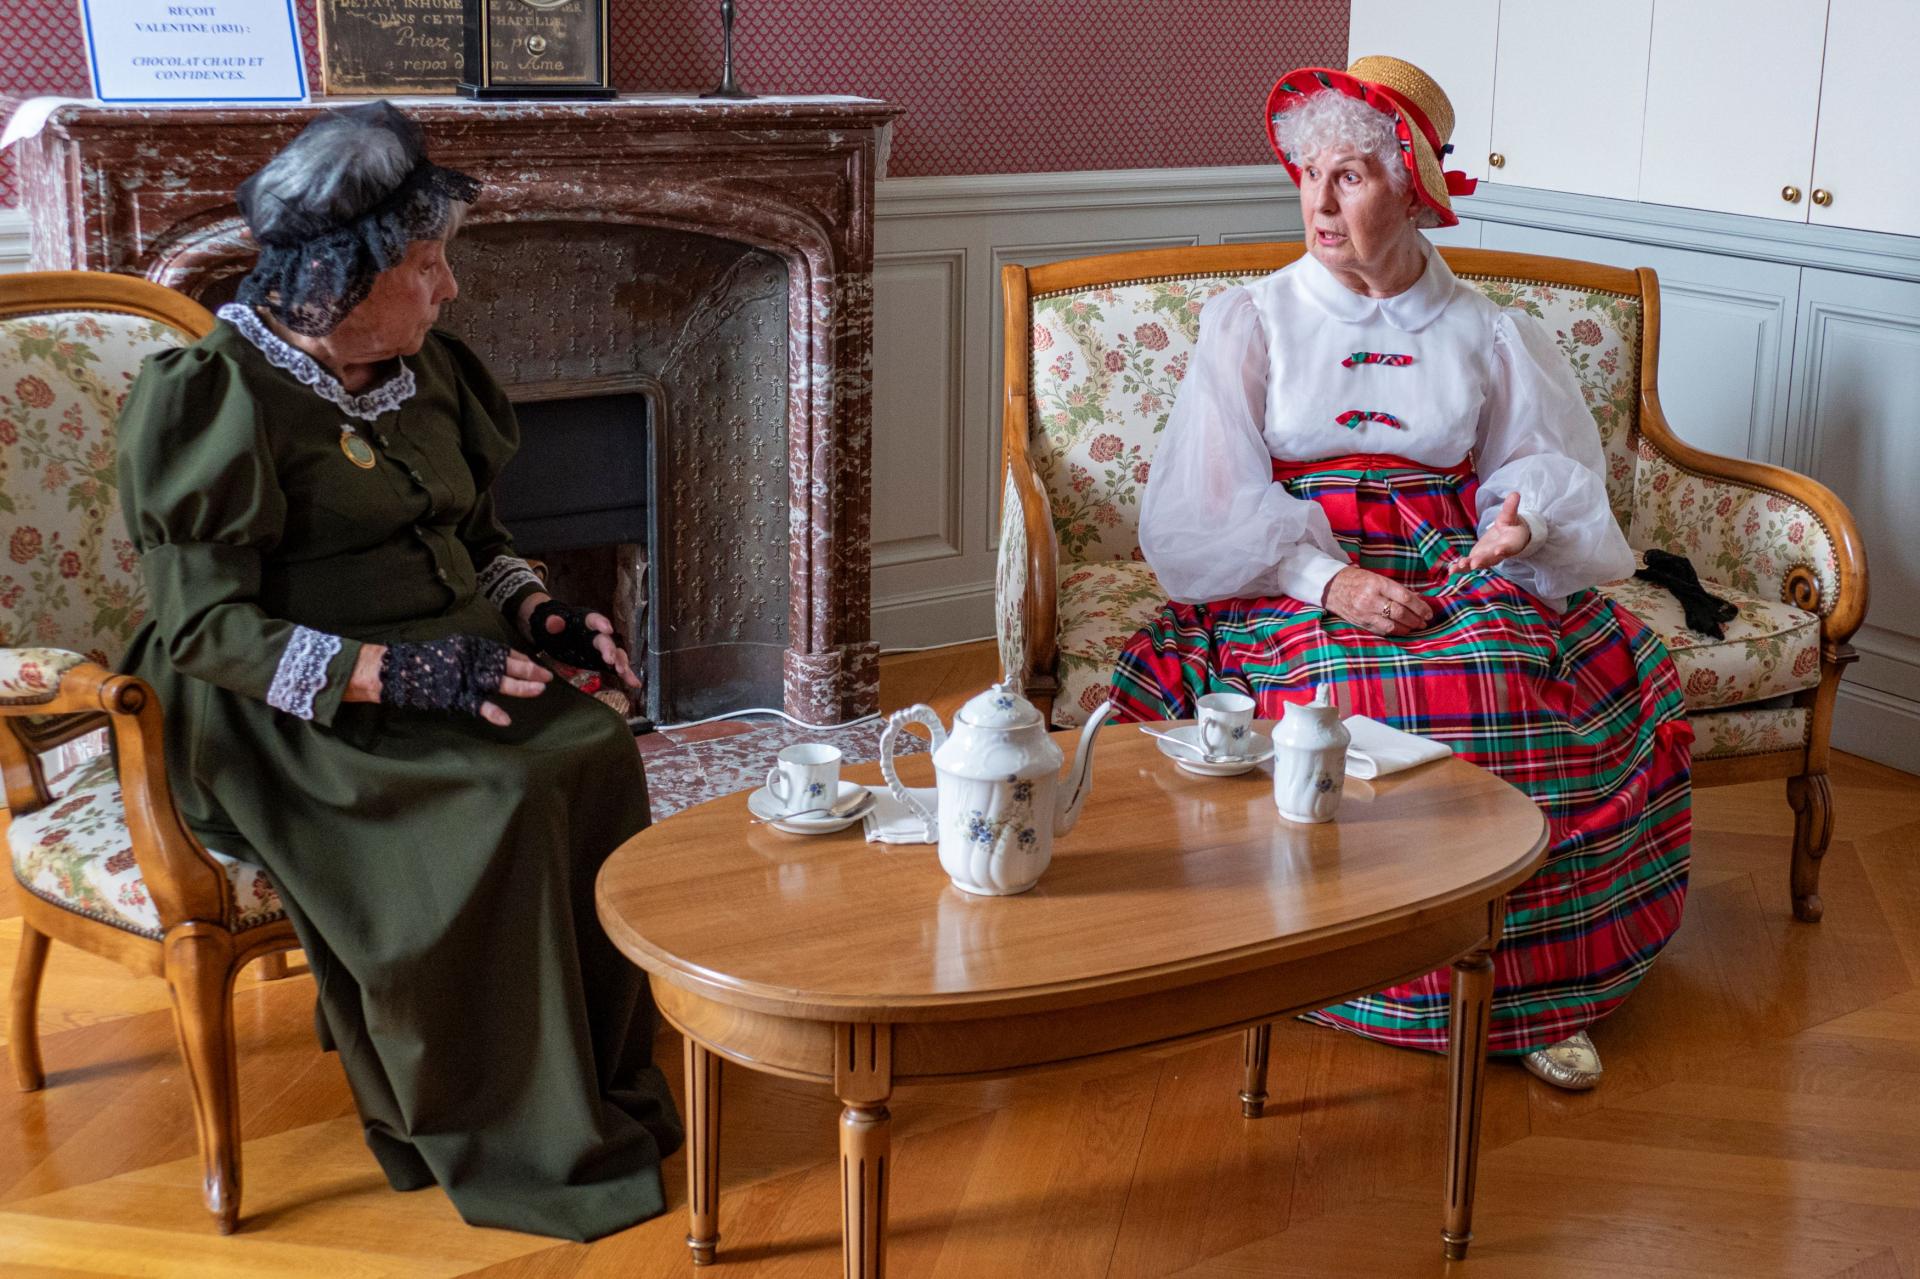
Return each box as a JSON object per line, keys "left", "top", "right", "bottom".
{"left": 654, "top": 706, "right": 882, "bottom": 733}
{"left": 876, "top": 636, "right": 993, "bottom": 656}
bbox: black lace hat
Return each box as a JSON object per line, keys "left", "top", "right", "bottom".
{"left": 233, "top": 101, "right": 481, "bottom": 337}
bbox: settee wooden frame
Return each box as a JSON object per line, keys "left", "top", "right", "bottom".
{"left": 0, "top": 270, "right": 299, "bottom": 1234}
{"left": 1000, "top": 243, "right": 1868, "bottom": 923}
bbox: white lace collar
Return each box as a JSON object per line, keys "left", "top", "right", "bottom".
{"left": 217, "top": 303, "right": 417, "bottom": 422}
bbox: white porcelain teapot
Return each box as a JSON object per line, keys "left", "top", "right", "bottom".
{"left": 878, "top": 681, "right": 1112, "bottom": 896}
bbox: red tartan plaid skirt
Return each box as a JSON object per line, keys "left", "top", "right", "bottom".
{"left": 1111, "top": 454, "right": 1693, "bottom": 1054}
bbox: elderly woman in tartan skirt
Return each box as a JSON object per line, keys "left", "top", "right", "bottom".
{"left": 1109, "top": 58, "right": 1692, "bottom": 1090}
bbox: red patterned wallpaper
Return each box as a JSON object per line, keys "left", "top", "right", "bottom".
{"left": 0, "top": 0, "right": 1346, "bottom": 205}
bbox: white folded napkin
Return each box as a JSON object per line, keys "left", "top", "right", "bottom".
{"left": 861, "top": 786, "right": 938, "bottom": 845}
{"left": 1343, "top": 715, "right": 1452, "bottom": 779}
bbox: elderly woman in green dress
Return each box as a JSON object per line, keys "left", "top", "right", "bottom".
{"left": 116, "top": 102, "right": 679, "bottom": 1240}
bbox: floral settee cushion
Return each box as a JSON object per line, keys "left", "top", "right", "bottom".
{"left": 1597, "top": 564, "right": 1821, "bottom": 711}
{"left": 8, "top": 753, "right": 284, "bottom": 939}
{"left": 1054, "top": 560, "right": 1165, "bottom": 727}
{"left": 0, "top": 309, "right": 185, "bottom": 663}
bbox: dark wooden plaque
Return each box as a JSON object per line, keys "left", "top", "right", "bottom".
{"left": 319, "top": 0, "right": 467, "bottom": 95}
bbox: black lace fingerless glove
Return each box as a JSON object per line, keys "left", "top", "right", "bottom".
{"left": 379, "top": 635, "right": 510, "bottom": 714}
{"left": 1634, "top": 548, "right": 1739, "bottom": 638}
{"left": 527, "top": 600, "right": 624, "bottom": 676}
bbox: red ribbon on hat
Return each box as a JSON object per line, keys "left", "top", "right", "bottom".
{"left": 1365, "top": 82, "right": 1479, "bottom": 197}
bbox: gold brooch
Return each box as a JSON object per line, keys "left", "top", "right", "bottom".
{"left": 339, "top": 426, "right": 377, "bottom": 470}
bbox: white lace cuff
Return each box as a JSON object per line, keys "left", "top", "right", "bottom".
{"left": 217, "top": 303, "right": 417, "bottom": 423}
{"left": 478, "top": 555, "right": 544, "bottom": 613}
{"left": 266, "top": 626, "right": 344, "bottom": 721}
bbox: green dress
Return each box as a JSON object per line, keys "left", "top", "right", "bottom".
{"left": 115, "top": 311, "right": 682, "bottom": 1241}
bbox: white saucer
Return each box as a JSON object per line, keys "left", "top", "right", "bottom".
{"left": 1151, "top": 725, "right": 1275, "bottom": 777}
{"left": 747, "top": 781, "right": 875, "bottom": 834}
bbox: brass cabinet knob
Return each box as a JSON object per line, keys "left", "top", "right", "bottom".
{"left": 1781, "top": 185, "right": 1801, "bottom": 204}
{"left": 1488, "top": 152, "right": 1506, "bottom": 169}
{"left": 1812, "top": 188, "right": 1833, "bottom": 207}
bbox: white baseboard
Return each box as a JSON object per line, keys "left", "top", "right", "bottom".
{"left": 1833, "top": 683, "right": 1920, "bottom": 776}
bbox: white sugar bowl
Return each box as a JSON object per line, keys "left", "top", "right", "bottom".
{"left": 1272, "top": 685, "right": 1350, "bottom": 824}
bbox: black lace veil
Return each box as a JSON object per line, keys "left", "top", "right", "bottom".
{"left": 233, "top": 101, "right": 481, "bottom": 337}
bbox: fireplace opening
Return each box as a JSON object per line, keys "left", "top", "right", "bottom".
{"left": 491, "top": 391, "right": 657, "bottom": 723}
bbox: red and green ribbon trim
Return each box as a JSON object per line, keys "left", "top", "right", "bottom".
{"left": 1341, "top": 351, "right": 1415, "bottom": 368}
{"left": 1336, "top": 410, "right": 1404, "bottom": 430}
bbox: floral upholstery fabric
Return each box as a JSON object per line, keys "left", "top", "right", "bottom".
{"left": 8, "top": 753, "right": 284, "bottom": 940}
{"left": 0, "top": 646, "right": 86, "bottom": 702}
{"left": 1690, "top": 702, "right": 1809, "bottom": 760}
{"left": 1030, "top": 276, "right": 1258, "bottom": 564}
{"left": 1629, "top": 439, "right": 1841, "bottom": 619}
{"left": 1054, "top": 559, "right": 1166, "bottom": 727}
{"left": 996, "top": 471, "right": 1030, "bottom": 691}
{"left": 1597, "top": 561, "right": 1821, "bottom": 711}
{"left": 0, "top": 309, "right": 187, "bottom": 663}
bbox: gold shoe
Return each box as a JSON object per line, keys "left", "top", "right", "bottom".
{"left": 1523, "top": 1030, "right": 1602, "bottom": 1090}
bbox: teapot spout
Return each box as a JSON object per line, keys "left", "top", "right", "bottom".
{"left": 1054, "top": 700, "right": 1112, "bottom": 836}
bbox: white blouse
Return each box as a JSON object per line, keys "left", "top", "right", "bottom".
{"left": 1137, "top": 245, "right": 1634, "bottom": 610}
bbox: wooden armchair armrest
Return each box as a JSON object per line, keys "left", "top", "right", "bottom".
{"left": 999, "top": 264, "right": 1060, "bottom": 704}
{"left": 1, "top": 652, "right": 238, "bottom": 931}
{"left": 1634, "top": 272, "right": 1867, "bottom": 647}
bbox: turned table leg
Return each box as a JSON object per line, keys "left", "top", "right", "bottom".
{"left": 1443, "top": 902, "right": 1502, "bottom": 1261}
{"left": 1239, "top": 1023, "right": 1273, "bottom": 1118}
{"left": 684, "top": 1038, "right": 723, "bottom": 1266}
{"left": 835, "top": 1023, "right": 894, "bottom": 1279}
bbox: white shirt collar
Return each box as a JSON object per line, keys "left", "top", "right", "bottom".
{"left": 1295, "top": 240, "right": 1457, "bottom": 332}
{"left": 217, "top": 303, "right": 417, "bottom": 423}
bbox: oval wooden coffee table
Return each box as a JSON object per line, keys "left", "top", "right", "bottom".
{"left": 597, "top": 722, "right": 1547, "bottom": 1276}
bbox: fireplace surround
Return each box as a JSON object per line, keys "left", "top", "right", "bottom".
{"left": 15, "top": 95, "right": 900, "bottom": 723}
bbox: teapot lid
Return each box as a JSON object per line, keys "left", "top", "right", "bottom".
{"left": 956, "top": 680, "right": 1042, "bottom": 730}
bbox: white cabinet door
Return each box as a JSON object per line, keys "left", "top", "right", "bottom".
{"left": 1809, "top": 0, "right": 1920, "bottom": 236}
{"left": 1640, "top": 0, "right": 1827, "bottom": 221}
{"left": 1488, "top": 0, "right": 1654, "bottom": 200}
{"left": 1348, "top": 0, "right": 1500, "bottom": 191}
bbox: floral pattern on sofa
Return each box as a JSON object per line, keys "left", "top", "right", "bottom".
{"left": 1689, "top": 702, "right": 1809, "bottom": 760}
{"left": 1629, "top": 438, "right": 1841, "bottom": 619}
{"left": 1054, "top": 560, "right": 1165, "bottom": 728}
{"left": 9, "top": 753, "right": 284, "bottom": 939}
{"left": 1597, "top": 563, "right": 1822, "bottom": 711}
{"left": 0, "top": 309, "right": 184, "bottom": 663}
{"left": 0, "top": 645, "right": 87, "bottom": 702}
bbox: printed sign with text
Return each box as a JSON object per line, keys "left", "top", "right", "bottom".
{"left": 80, "top": 0, "right": 308, "bottom": 102}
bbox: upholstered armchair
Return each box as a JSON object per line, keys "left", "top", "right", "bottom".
{"left": 1, "top": 272, "right": 298, "bottom": 1232}
{"left": 998, "top": 244, "right": 1867, "bottom": 922}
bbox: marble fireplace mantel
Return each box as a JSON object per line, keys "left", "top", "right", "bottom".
{"left": 15, "top": 95, "right": 902, "bottom": 724}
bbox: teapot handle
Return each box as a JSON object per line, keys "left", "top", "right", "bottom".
{"left": 878, "top": 704, "right": 944, "bottom": 841}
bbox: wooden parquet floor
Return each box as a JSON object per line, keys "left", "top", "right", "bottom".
{"left": 3, "top": 641, "right": 1918, "bottom": 1277}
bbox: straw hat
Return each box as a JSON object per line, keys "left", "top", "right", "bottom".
{"left": 1264, "top": 55, "right": 1478, "bottom": 228}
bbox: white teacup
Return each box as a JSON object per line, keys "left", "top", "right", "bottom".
{"left": 1197, "top": 691, "right": 1256, "bottom": 760}
{"left": 765, "top": 743, "right": 843, "bottom": 815}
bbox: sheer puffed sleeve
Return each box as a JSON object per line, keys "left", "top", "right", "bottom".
{"left": 118, "top": 348, "right": 361, "bottom": 724}
{"left": 1138, "top": 287, "right": 1349, "bottom": 605}
{"left": 1475, "top": 310, "right": 1636, "bottom": 603}
{"left": 436, "top": 331, "right": 545, "bottom": 621}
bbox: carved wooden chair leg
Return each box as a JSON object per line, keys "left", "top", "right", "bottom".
{"left": 1239, "top": 1023, "right": 1273, "bottom": 1118}
{"left": 162, "top": 922, "right": 244, "bottom": 1233}
{"left": 10, "top": 920, "right": 51, "bottom": 1091}
{"left": 1788, "top": 771, "right": 1834, "bottom": 924}
{"left": 254, "top": 952, "right": 291, "bottom": 982}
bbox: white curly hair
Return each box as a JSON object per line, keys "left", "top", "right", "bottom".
{"left": 1273, "top": 91, "right": 1443, "bottom": 228}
